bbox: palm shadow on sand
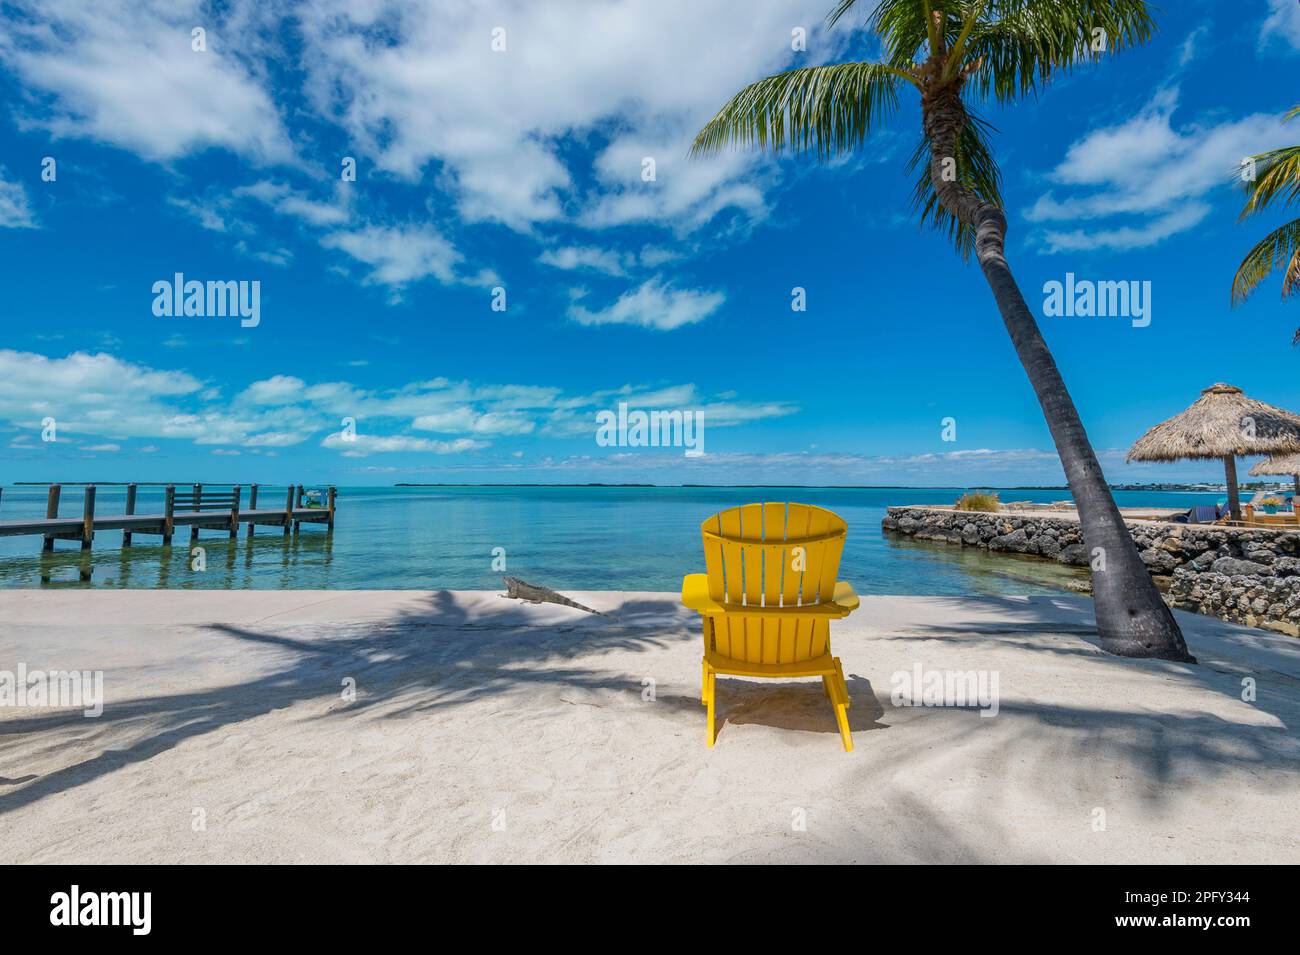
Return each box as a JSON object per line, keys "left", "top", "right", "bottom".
{"left": 1, "top": 592, "right": 1296, "bottom": 819}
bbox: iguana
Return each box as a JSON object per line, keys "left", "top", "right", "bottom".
{"left": 501, "top": 576, "right": 602, "bottom": 615}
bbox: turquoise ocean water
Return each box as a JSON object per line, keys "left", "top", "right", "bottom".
{"left": 0, "top": 485, "right": 1221, "bottom": 593}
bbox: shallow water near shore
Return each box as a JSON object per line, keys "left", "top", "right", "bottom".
{"left": 0, "top": 485, "right": 1221, "bottom": 593}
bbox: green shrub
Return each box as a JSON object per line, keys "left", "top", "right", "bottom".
{"left": 954, "top": 492, "right": 1000, "bottom": 513}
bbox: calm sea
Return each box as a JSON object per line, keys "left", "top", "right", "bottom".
{"left": 0, "top": 485, "right": 1222, "bottom": 593}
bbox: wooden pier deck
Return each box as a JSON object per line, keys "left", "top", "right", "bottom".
{"left": 0, "top": 483, "right": 336, "bottom": 553}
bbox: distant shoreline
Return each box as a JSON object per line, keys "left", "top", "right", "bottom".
{"left": 11, "top": 481, "right": 1243, "bottom": 491}
{"left": 389, "top": 482, "right": 1238, "bottom": 491}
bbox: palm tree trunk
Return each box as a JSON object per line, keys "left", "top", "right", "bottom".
{"left": 970, "top": 206, "right": 1194, "bottom": 661}
{"left": 923, "top": 81, "right": 1195, "bottom": 662}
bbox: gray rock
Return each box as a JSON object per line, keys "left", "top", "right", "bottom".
{"left": 1212, "top": 557, "right": 1269, "bottom": 577}
{"left": 1273, "top": 556, "right": 1300, "bottom": 576}
{"left": 990, "top": 528, "right": 1037, "bottom": 555}
{"left": 1140, "top": 547, "right": 1181, "bottom": 573}
{"left": 1057, "top": 543, "right": 1089, "bottom": 566}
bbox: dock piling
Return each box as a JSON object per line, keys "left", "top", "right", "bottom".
{"left": 163, "top": 484, "right": 175, "bottom": 545}
{"left": 42, "top": 484, "right": 61, "bottom": 552}
{"left": 230, "top": 485, "right": 241, "bottom": 539}
{"left": 81, "top": 485, "right": 96, "bottom": 551}
{"left": 247, "top": 484, "right": 259, "bottom": 537}
{"left": 123, "top": 483, "right": 138, "bottom": 547}
{"left": 190, "top": 483, "right": 202, "bottom": 544}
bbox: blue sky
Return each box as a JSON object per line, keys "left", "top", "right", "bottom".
{"left": 1, "top": 0, "right": 1298, "bottom": 487}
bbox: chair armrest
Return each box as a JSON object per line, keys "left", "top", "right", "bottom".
{"left": 682, "top": 573, "right": 723, "bottom": 613}
{"left": 832, "top": 580, "right": 860, "bottom": 614}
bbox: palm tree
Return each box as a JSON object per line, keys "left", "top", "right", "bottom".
{"left": 692, "top": 0, "right": 1194, "bottom": 662}
{"left": 1231, "top": 105, "right": 1300, "bottom": 344}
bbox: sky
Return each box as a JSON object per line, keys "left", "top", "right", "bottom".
{"left": 1, "top": 0, "right": 1299, "bottom": 488}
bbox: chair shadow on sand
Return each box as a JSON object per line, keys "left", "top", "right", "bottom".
{"left": 710, "top": 673, "right": 888, "bottom": 741}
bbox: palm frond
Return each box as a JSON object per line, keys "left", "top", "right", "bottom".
{"left": 832, "top": 0, "right": 1154, "bottom": 98}
{"left": 1239, "top": 142, "right": 1300, "bottom": 218}
{"left": 690, "top": 61, "right": 904, "bottom": 160}
{"left": 906, "top": 111, "right": 1004, "bottom": 259}
{"left": 962, "top": 0, "right": 1156, "bottom": 102}
{"left": 861, "top": 0, "right": 941, "bottom": 68}
{"left": 1231, "top": 218, "right": 1300, "bottom": 312}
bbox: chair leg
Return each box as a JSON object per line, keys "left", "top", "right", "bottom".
{"left": 701, "top": 657, "right": 709, "bottom": 705}
{"left": 705, "top": 669, "right": 717, "bottom": 748}
{"left": 827, "top": 658, "right": 852, "bottom": 752}
{"left": 833, "top": 697, "right": 853, "bottom": 752}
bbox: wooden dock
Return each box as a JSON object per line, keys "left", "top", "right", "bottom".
{"left": 0, "top": 483, "right": 336, "bottom": 553}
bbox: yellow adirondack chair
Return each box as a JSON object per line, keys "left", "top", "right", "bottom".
{"left": 681, "top": 503, "right": 860, "bottom": 751}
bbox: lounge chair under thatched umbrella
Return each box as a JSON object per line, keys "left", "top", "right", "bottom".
{"left": 1127, "top": 383, "right": 1300, "bottom": 522}
{"left": 1249, "top": 452, "right": 1300, "bottom": 501}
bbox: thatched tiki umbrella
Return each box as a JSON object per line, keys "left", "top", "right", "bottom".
{"left": 1128, "top": 383, "right": 1300, "bottom": 521}
{"left": 1249, "top": 453, "right": 1300, "bottom": 501}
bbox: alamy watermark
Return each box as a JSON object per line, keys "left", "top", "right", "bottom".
{"left": 595, "top": 402, "right": 704, "bottom": 457}
{"left": 50, "top": 885, "right": 150, "bottom": 935}
{"left": 890, "top": 664, "right": 999, "bottom": 717}
{"left": 152, "top": 273, "right": 260, "bottom": 328}
{"left": 1042, "top": 272, "right": 1150, "bottom": 328}
{"left": 1, "top": 663, "right": 103, "bottom": 717}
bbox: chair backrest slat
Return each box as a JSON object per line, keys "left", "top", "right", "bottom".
{"left": 761, "top": 502, "right": 786, "bottom": 605}
{"left": 701, "top": 502, "right": 847, "bottom": 610}
{"left": 781, "top": 503, "right": 811, "bottom": 607}
{"left": 703, "top": 512, "right": 726, "bottom": 601}
{"left": 736, "top": 504, "right": 764, "bottom": 606}
{"left": 718, "top": 507, "right": 744, "bottom": 603}
{"left": 800, "top": 506, "right": 831, "bottom": 604}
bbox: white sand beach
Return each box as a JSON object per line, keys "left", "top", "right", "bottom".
{"left": 1, "top": 589, "right": 1296, "bottom": 864}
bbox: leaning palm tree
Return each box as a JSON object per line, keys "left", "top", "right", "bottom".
{"left": 1231, "top": 105, "right": 1300, "bottom": 345}
{"left": 692, "top": 0, "right": 1194, "bottom": 662}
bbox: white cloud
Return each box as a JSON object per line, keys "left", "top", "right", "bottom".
{"left": 412, "top": 408, "right": 536, "bottom": 436}
{"left": 1027, "top": 88, "right": 1295, "bottom": 252}
{"left": 82, "top": 443, "right": 120, "bottom": 452}
{"left": 579, "top": 128, "right": 769, "bottom": 231}
{"left": 295, "top": 0, "right": 835, "bottom": 232}
{"left": 243, "top": 431, "right": 313, "bottom": 447}
{"left": 0, "top": 350, "right": 325, "bottom": 448}
{"left": 0, "top": 0, "right": 292, "bottom": 164}
{"left": 0, "top": 350, "right": 797, "bottom": 456}
{"left": 1038, "top": 203, "right": 1212, "bottom": 254}
{"left": 322, "top": 224, "right": 496, "bottom": 291}
{"left": 235, "top": 180, "right": 351, "bottom": 227}
{"left": 0, "top": 0, "right": 850, "bottom": 300}
{"left": 568, "top": 277, "right": 724, "bottom": 331}
{"left": 538, "top": 246, "right": 629, "bottom": 276}
{"left": 237, "top": 375, "right": 307, "bottom": 406}
{"left": 167, "top": 197, "right": 228, "bottom": 233}
{"left": 0, "top": 170, "right": 37, "bottom": 228}
{"left": 1261, "top": 0, "right": 1300, "bottom": 50}
{"left": 538, "top": 244, "right": 686, "bottom": 276}
{"left": 320, "top": 432, "right": 489, "bottom": 457}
